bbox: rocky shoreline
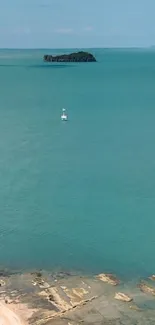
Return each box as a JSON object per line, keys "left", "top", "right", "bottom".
{"left": 44, "top": 51, "right": 96, "bottom": 63}
{"left": 0, "top": 269, "right": 155, "bottom": 324}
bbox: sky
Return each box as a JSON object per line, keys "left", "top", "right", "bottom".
{"left": 0, "top": 0, "right": 155, "bottom": 48}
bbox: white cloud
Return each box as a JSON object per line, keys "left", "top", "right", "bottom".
{"left": 55, "top": 28, "right": 74, "bottom": 34}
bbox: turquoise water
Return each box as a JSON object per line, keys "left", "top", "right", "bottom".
{"left": 0, "top": 48, "right": 155, "bottom": 278}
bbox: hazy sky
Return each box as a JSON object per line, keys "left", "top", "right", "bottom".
{"left": 0, "top": 0, "right": 154, "bottom": 48}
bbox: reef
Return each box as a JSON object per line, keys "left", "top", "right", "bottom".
{"left": 1, "top": 270, "right": 155, "bottom": 324}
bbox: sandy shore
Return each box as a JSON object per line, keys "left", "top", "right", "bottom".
{"left": 0, "top": 302, "right": 24, "bottom": 325}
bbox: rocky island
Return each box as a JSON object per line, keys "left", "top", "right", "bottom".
{"left": 44, "top": 51, "right": 96, "bottom": 63}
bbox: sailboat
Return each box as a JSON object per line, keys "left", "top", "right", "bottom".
{"left": 61, "top": 108, "right": 68, "bottom": 121}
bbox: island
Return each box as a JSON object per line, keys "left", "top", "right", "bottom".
{"left": 44, "top": 51, "right": 96, "bottom": 62}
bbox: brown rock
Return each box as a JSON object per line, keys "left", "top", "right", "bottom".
{"left": 32, "top": 277, "right": 50, "bottom": 289}
{"left": 149, "top": 275, "right": 155, "bottom": 281}
{"left": 5, "top": 296, "right": 13, "bottom": 304}
{"left": 96, "top": 273, "right": 120, "bottom": 286}
{"left": 115, "top": 292, "right": 133, "bottom": 302}
{"left": 64, "top": 287, "right": 89, "bottom": 306}
{"left": 138, "top": 282, "right": 155, "bottom": 295}
{"left": 0, "top": 280, "right": 5, "bottom": 287}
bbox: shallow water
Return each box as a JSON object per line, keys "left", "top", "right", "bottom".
{"left": 2, "top": 270, "right": 155, "bottom": 324}
{"left": 0, "top": 48, "right": 155, "bottom": 279}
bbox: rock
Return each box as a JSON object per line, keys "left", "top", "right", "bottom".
{"left": 96, "top": 273, "right": 120, "bottom": 286}
{"left": 5, "top": 296, "right": 13, "bottom": 304}
{"left": 47, "top": 287, "right": 71, "bottom": 311}
{"left": 149, "top": 274, "right": 155, "bottom": 281}
{"left": 39, "top": 281, "right": 50, "bottom": 289}
{"left": 138, "top": 282, "right": 155, "bottom": 295}
{"left": 115, "top": 292, "right": 133, "bottom": 302}
{"left": 48, "top": 294, "right": 54, "bottom": 301}
{"left": 72, "top": 288, "right": 89, "bottom": 298}
{"left": 64, "top": 287, "right": 89, "bottom": 305}
{"left": 44, "top": 51, "right": 96, "bottom": 63}
{"left": 35, "top": 277, "right": 44, "bottom": 284}
{"left": 0, "top": 280, "right": 5, "bottom": 287}
{"left": 11, "top": 290, "right": 18, "bottom": 294}
{"left": 33, "top": 278, "right": 50, "bottom": 289}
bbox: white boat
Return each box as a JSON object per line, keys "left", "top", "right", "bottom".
{"left": 61, "top": 108, "right": 68, "bottom": 121}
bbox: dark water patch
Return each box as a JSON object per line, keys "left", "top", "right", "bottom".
{"left": 139, "top": 299, "right": 155, "bottom": 310}
{"left": 0, "top": 267, "right": 21, "bottom": 277}
{"left": 0, "top": 63, "right": 76, "bottom": 69}
{"left": 28, "top": 63, "right": 77, "bottom": 69}
{"left": 22, "top": 292, "right": 58, "bottom": 311}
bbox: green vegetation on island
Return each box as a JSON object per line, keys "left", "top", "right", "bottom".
{"left": 44, "top": 51, "right": 96, "bottom": 62}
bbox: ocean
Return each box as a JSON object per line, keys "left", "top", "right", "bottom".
{"left": 0, "top": 48, "right": 155, "bottom": 280}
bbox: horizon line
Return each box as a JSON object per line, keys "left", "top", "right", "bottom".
{"left": 0, "top": 46, "right": 153, "bottom": 50}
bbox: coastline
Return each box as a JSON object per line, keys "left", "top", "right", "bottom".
{"left": 0, "top": 301, "right": 25, "bottom": 325}
{"left": 0, "top": 269, "right": 155, "bottom": 324}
